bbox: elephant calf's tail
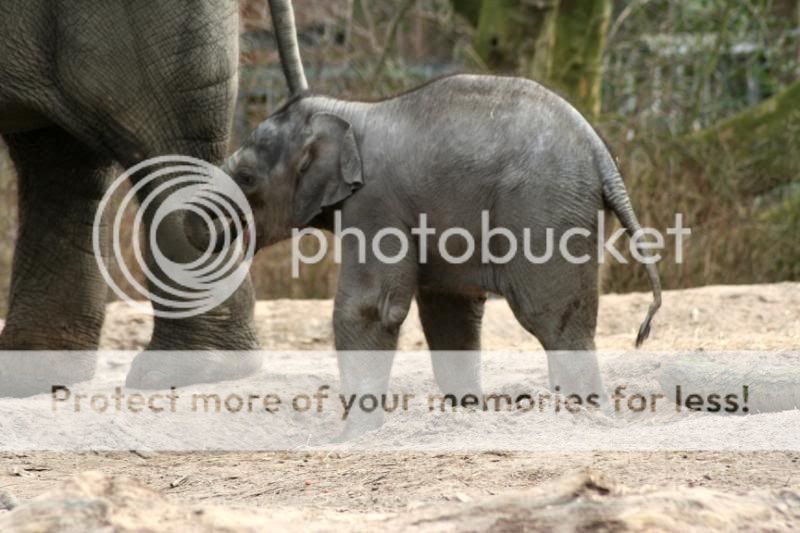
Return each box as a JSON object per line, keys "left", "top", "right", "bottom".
{"left": 601, "top": 166, "right": 662, "bottom": 348}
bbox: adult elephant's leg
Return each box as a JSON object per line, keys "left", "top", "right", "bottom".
{"left": 417, "top": 289, "right": 485, "bottom": 400}
{"left": 0, "top": 128, "right": 114, "bottom": 396}
{"left": 109, "top": 127, "right": 262, "bottom": 388}
{"left": 123, "top": 149, "right": 261, "bottom": 390}
{"left": 10, "top": 0, "right": 263, "bottom": 389}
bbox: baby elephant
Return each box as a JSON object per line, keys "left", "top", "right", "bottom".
{"left": 187, "top": 74, "right": 661, "bottom": 440}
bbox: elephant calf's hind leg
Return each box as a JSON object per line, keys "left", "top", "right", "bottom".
{"left": 417, "top": 289, "right": 486, "bottom": 401}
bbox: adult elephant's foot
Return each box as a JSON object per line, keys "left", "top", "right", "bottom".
{"left": 0, "top": 347, "right": 97, "bottom": 398}
{"left": 125, "top": 350, "right": 263, "bottom": 390}
{"left": 125, "top": 311, "right": 262, "bottom": 389}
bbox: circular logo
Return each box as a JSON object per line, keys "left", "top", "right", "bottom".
{"left": 93, "top": 155, "right": 255, "bottom": 318}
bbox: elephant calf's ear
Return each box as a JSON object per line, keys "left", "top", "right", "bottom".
{"left": 314, "top": 112, "right": 363, "bottom": 206}
{"left": 293, "top": 113, "right": 364, "bottom": 225}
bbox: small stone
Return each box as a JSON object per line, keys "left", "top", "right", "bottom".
{"left": 169, "top": 475, "right": 189, "bottom": 489}
{"left": 0, "top": 490, "right": 18, "bottom": 511}
{"left": 6, "top": 466, "right": 27, "bottom": 477}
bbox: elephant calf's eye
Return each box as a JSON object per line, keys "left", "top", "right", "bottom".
{"left": 236, "top": 171, "right": 257, "bottom": 190}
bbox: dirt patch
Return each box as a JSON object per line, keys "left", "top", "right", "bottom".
{"left": 2, "top": 468, "right": 799, "bottom": 532}
{"left": 1, "top": 283, "right": 799, "bottom": 531}
{"left": 96, "top": 282, "right": 800, "bottom": 352}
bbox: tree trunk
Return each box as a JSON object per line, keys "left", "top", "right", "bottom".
{"left": 469, "top": 0, "right": 609, "bottom": 117}
{"left": 549, "top": 0, "right": 611, "bottom": 118}
{"left": 473, "top": 0, "right": 561, "bottom": 82}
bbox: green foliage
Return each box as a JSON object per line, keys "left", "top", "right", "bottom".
{"left": 685, "top": 80, "right": 800, "bottom": 197}
{"left": 451, "top": 0, "right": 482, "bottom": 26}
{"left": 602, "top": 80, "right": 800, "bottom": 292}
{"left": 759, "top": 186, "right": 800, "bottom": 280}
{"left": 604, "top": 0, "right": 799, "bottom": 133}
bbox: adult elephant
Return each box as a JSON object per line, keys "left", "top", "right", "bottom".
{"left": 0, "top": 0, "right": 307, "bottom": 396}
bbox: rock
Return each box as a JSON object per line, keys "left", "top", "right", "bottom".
{"left": 0, "top": 471, "right": 189, "bottom": 531}
{"left": 0, "top": 490, "right": 17, "bottom": 511}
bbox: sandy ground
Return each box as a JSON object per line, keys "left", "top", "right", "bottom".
{"left": 1, "top": 282, "right": 799, "bottom": 531}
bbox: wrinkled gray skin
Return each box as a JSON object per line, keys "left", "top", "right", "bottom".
{"left": 0, "top": 0, "right": 306, "bottom": 396}
{"left": 189, "top": 75, "right": 662, "bottom": 440}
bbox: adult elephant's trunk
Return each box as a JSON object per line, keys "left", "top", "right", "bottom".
{"left": 267, "top": 0, "right": 308, "bottom": 94}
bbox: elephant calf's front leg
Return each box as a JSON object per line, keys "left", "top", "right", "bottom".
{"left": 332, "top": 257, "right": 415, "bottom": 441}
{"left": 332, "top": 302, "right": 406, "bottom": 442}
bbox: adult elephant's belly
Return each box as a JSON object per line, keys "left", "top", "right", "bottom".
{"left": 0, "top": 103, "right": 51, "bottom": 134}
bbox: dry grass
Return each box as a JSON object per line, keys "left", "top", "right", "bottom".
{"left": 599, "top": 112, "right": 800, "bottom": 294}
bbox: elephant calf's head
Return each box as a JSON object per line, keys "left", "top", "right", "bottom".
{"left": 184, "top": 98, "right": 363, "bottom": 254}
